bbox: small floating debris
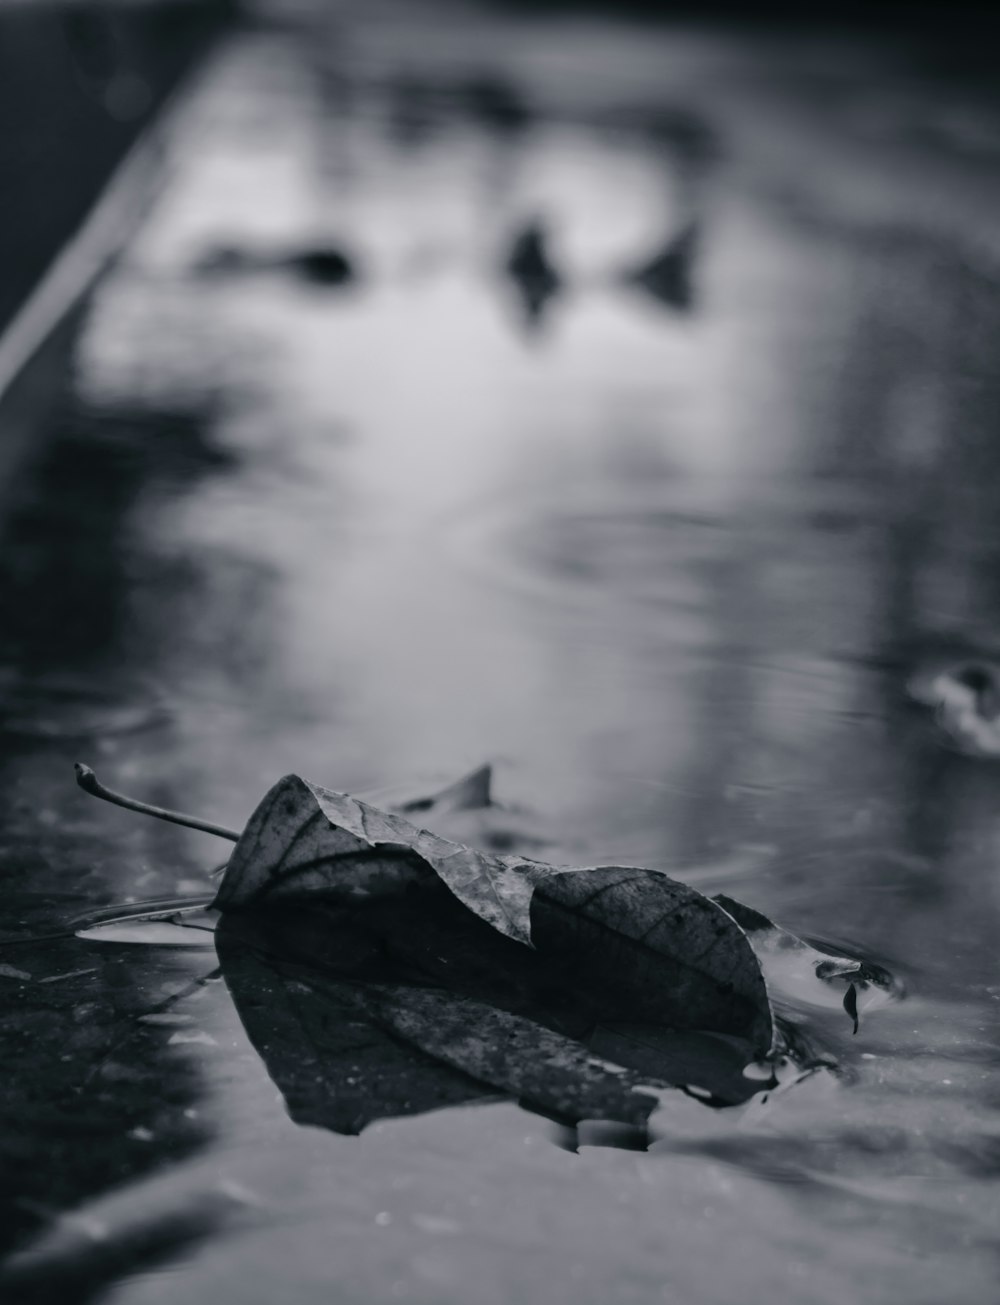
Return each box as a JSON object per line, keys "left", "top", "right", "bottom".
{"left": 907, "top": 659, "right": 1000, "bottom": 757}
{"left": 0, "top": 963, "right": 31, "bottom": 981}
{"left": 71, "top": 885, "right": 219, "bottom": 948}
{"left": 281, "top": 246, "right": 356, "bottom": 287}
{"left": 190, "top": 243, "right": 256, "bottom": 276}
{"left": 62, "top": 760, "right": 895, "bottom": 1140}
{"left": 394, "top": 763, "right": 493, "bottom": 815}
{"left": 814, "top": 958, "right": 863, "bottom": 982}
{"left": 37, "top": 967, "right": 99, "bottom": 984}
{"left": 361, "top": 764, "right": 549, "bottom": 856}
{"left": 74, "top": 915, "right": 217, "bottom": 947}
{"left": 741, "top": 1061, "right": 774, "bottom": 1082}
{"left": 456, "top": 73, "right": 530, "bottom": 132}
{"left": 167, "top": 1030, "right": 218, "bottom": 1047}
{"left": 190, "top": 241, "right": 358, "bottom": 289}
{"left": 683, "top": 1083, "right": 713, "bottom": 1100}
{"left": 843, "top": 982, "right": 860, "bottom": 1036}
{"left": 503, "top": 218, "right": 562, "bottom": 330}
{"left": 620, "top": 219, "right": 699, "bottom": 313}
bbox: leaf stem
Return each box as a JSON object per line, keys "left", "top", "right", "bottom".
{"left": 74, "top": 763, "right": 240, "bottom": 843}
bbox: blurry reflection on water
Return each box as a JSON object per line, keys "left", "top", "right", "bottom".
{"left": 2, "top": 11, "right": 1000, "bottom": 1305}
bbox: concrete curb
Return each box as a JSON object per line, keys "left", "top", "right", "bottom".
{"left": 0, "top": 31, "right": 225, "bottom": 532}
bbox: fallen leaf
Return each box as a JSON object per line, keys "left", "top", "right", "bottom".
{"left": 530, "top": 867, "right": 773, "bottom": 1052}
{"left": 64, "top": 764, "right": 904, "bottom": 1142}
{"left": 364, "top": 763, "right": 494, "bottom": 816}
{"left": 217, "top": 882, "right": 776, "bottom": 1136}
{"left": 214, "top": 775, "right": 774, "bottom": 1054}
{"left": 213, "top": 774, "right": 539, "bottom": 932}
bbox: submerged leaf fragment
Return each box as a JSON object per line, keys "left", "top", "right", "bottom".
{"left": 382, "top": 763, "right": 493, "bottom": 815}
{"left": 714, "top": 893, "right": 900, "bottom": 1042}
{"left": 72, "top": 898, "right": 218, "bottom": 947}
{"left": 75, "top": 919, "right": 218, "bottom": 947}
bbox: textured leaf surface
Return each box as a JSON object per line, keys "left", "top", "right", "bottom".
{"left": 215, "top": 775, "right": 775, "bottom": 1054}
{"left": 214, "top": 774, "right": 548, "bottom": 941}
{"left": 532, "top": 868, "right": 773, "bottom": 1052}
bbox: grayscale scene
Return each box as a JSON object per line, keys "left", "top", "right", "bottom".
{"left": 1, "top": 1, "right": 999, "bottom": 1302}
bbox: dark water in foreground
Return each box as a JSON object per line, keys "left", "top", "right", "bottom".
{"left": 1, "top": 9, "right": 1000, "bottom": 1302}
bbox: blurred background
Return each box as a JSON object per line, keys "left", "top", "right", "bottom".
{"left": 2, "top": 1, "right": 1000, "bottom": 1302}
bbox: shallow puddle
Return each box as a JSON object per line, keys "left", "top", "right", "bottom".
{"left": 2, "top": 10, "right": 1000, "bottom": 1304}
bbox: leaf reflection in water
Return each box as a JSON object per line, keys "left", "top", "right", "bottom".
{"left": 215, "top": 889, "right": 768, "bottom": 1147}
{"left": 67, "top": 764, "right": 906, "bottom": 1145}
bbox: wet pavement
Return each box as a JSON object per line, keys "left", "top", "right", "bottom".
{"left": 2, "top": 5, "right": 1000, "bottom": 1302}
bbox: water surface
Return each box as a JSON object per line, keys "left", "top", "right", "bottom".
{"left": 2, "top": 10, "right": 999, "bottom": 1303}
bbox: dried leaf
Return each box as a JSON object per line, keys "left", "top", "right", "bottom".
{"left": 363, "top": 763, "right": 493, "bottom": 816}
{"left": 214, "top": 775, "right": 543, "bottom": 939}
{"left": 531, "top": 867, "right": 773, "bottom": 1052}
{"left": 214, "top": 775, "right": 775, "bottom": 1054}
